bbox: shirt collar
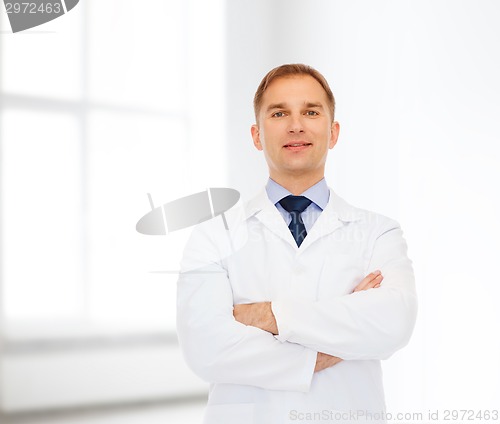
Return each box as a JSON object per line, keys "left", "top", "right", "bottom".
{"left": 265, "top": 177, "right": 330, "bottom": 211}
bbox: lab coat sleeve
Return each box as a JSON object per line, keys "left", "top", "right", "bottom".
{"left": 271, "top": 219, "right": 418, "bottom": 360}
{"left": 176, "top": 223, "right": 317, "bottom": 392}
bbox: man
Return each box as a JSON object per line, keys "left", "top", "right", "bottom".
{"left": 177, "top": 64, "right": 417, "bottom": 424}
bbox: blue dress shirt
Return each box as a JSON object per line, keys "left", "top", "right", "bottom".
{"left": 265, "top": 178, "right": 330, "bottom": 233}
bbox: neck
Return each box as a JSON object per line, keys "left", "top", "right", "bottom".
{"left": 270, "top": 172, "right": 324, "bottom": 195}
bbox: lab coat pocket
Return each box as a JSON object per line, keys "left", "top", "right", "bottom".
{"left": 317, "top": 252, "right": 364, "bottom": 298}
{"left": 203, "top": 402, "right": 255, "bottom": 424}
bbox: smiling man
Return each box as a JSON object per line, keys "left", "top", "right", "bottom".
{"left": 177, "top": 64, "right": 417, "bottom": 424}
{"left": 251, "top": 67, "right": 339, "bottom": 195}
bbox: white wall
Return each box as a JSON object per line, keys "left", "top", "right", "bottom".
{"left": 1, "top": 343, "right": 205, "bottom": 413}
{"left": 226, "top": 0, "right": 500, "bottom": 414}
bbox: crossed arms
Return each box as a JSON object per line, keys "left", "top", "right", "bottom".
{"left": 233, "top": 270, "right": 384, "bottom": 372}
{"left": 233, "top": 270, "right": 383, "bottom": 372}
{"left": 177, "top": 223, "right": 417, "bottom": 392}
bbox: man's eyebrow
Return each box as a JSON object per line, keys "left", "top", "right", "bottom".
{"left": 304, "top": 102, "right": 324, "bottom": 109}
{"left": 265, "top": 102, "right": 325, "bottom": 112}
{"left": 266, "top": 103, "right": 287, "bottom": 111}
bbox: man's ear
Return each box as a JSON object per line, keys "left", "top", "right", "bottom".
{"left": 329, "top": 121, "right": 340, "bottom": 149}
{"left": 251, "top": 124, "right": 263, "bottom": 151}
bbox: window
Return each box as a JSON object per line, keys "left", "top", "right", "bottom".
{"left": 1, "top": 0, "right": 226, "bottom": 339}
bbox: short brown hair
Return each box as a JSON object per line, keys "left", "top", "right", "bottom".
{"left": 253, "top": 63, "right": 336, "bottom": 123}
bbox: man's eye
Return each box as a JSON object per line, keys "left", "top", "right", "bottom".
{"left": 305, "top": 110, "right": 319, "bottom": 116}
{"left": 272, "top": 111, "right": 285, "bottom": 118}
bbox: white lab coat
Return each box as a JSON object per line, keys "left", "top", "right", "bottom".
{"left": 177, "top": 188, "right": 417, "bottom": 424}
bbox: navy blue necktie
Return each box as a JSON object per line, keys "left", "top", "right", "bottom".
{"left": 279, "top": 195, "right": 312, "bottom": 247}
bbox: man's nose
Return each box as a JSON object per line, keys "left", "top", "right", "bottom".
{"left": 287, "top": 115, "right": 304, "bottom": 133}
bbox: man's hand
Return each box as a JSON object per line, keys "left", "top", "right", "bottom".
{"left": 352, "top": 269, "right": 383, "bottom": 293}
{"left": 315, "top": 270, "right": 384, "bottom": 372}
{"left": 315, "top": 352, "right": 343, "bottom": 372}
{"left": 233, "top": 301, "right": 278, "bottom": 335}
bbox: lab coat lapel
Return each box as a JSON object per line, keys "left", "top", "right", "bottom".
{"left": 242, "top": 187, "right": 362, "bottom": 252}
{"left": 298, "top": 189, "right": 362, "bottom": 252}
{"left": 243, "top": 188, "right": 298, "bottom": 249}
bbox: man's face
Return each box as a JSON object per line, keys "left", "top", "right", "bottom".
{"left": 251, "top": 75, "right": 339, "bottom": 183}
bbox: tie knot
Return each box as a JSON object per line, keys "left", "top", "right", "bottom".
{"left": 279, "top": 195, "right": 312, "bottom": 214}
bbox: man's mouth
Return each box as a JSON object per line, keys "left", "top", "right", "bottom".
{"left": 283, "top": 142, "right": 312, "bottom": 151}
